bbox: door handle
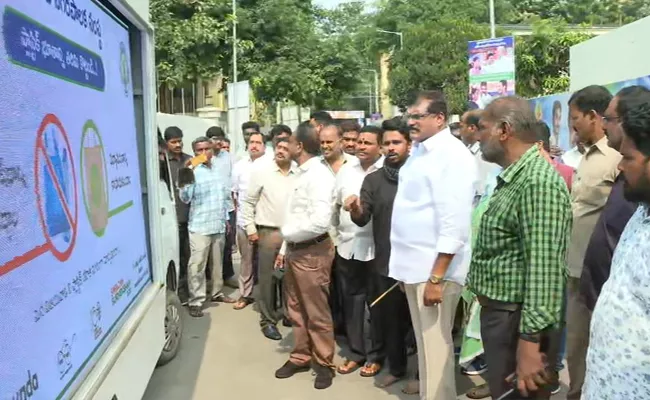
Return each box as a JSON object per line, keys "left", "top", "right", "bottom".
{"left": 161, "top": 207, "right": 166, "bottom": 215}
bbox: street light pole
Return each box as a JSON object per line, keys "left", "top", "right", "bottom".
{"left": 489, "top": 0, "right": 496, "bottom": 38}
{"left": 362, "top": 68, "right": 380, "bottom": 116}
{"left": 377, "top": 29, "right": 403, "bottom": 50}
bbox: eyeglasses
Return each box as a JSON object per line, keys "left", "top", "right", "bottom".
{"left": 602, "top": 115, "right": 621, "bottom": 123}
{"left": 402, "top": 112, "right": 438, "bottom": 121}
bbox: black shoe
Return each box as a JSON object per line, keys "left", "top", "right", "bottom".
{"left": 313, "top": 364, "right": 334, "bottom": 390}
{"left": 262, "top": 325, "right": 282, "bottom": 341}
{"left": 188, "top": 306, "right": 203, "bottom": 318}
{"left": 275, "top": 361, "right": 310, "bottom": 379}
{"left": 282, "top": 317, "right": 292, "bottom": 327}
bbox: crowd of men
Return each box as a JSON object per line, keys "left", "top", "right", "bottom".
{"left": 160, "top": 86, "right": 650, "bottom": 400}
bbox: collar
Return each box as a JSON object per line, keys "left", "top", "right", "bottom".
{"left": 299, "top": 156, "right": 321, "bottom": 172}
{"left": 468, "top": 142, "right": 481, "bottom": 155}
{"left": 272, "top": 160, "right": 298, "bottom": 174}
{"left": 498, "top": 145, "right": 540, "bottom": 185}
{"left": 352, "top": 155, "right": 384, "bottom": 171}
{"left": 585, "top": 136, "right": 610, "bottom": 157}
{"left": 415, "top": 127, "right": 452, "bottom": 153}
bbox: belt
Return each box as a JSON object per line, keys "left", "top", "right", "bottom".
{"left": 477, "top": 296, "right": 521, "bottom": 312}
{"left": 256, "top": 225, "right": 280, "bottom": 231}
{"left": 287, "top": 233, "right": 329, "bottom": 250}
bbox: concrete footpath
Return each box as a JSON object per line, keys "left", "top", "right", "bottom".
{"left": 143, "top": 258, "right": 569, "bottom": 400}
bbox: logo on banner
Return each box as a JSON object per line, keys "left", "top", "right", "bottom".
{"left": 91, "top": 302, "right": 103, "bottom": 340}
{"left": 57, "top": 334, "right": 76, "bottom": 380}
{"left": 111, "top": 279, "right": 132, "bottom": 305}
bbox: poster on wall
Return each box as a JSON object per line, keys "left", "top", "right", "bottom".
{"left": 0, "top": 1, "right": 151, "bottom": 399}
{"left": 468, "top": 36, "right": 516, "bottom": 109}
{"left": 529, "top": 75, "right": 650, "bottom": 153}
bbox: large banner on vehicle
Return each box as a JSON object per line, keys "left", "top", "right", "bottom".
{"left": 468, "top": 36, "right": 515, "bottom": 109}
{"left": 0, "top": 1, "right": 151, "bottom": 399}
{"left": 529, "top": 75, "right": 650, "bottom": 152}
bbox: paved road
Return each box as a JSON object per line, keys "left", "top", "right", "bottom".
{"left": 143, "top": 259, "right": 569, "bottom": 400}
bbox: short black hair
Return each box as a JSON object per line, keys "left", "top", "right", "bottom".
{"left": 320, "top": 121, "right": 343, "bottom": 137}
{"left": 294, "top": 121, "right": 321, "bottom": 156}
{"left": 274, "top": 137, "right": 289, "bottom": 147}
{"left": 269, "top": 124, "right": 292, "bottom": 139}
{"left": 569, "top": 85, "right": 612, "bottom": 116}
{"left": 416, "top": 90, "right": 448, "bottom": 121}
{"left": 617, "top": 85, "right": 650, "bottom": 156}
{"left": 553, "top": 100, "right": 562, "bottom": 116}
{"left": 535, "top": 121, "right": 552, "bottom": 152}
{"left": 249, "top": 131, "right": 267, "bottom": 144}
{"left": 340, "top": 120, "right": 361, "bottom": 133}
{"left": 449, "top": 122, "right": 461, "bottom": 131}
{"left": 221, "top": 137, "right": 231, "bottom": 144}
{"left": 191, "top": 136, "right": 211, "bottom": 151}
{"left": 381, "top": 117, "right": 411, "bottom": 142}
{"left": 310, "top": 111, "right": 333, "bottom": 124}
{"left": 164, "top": 126, "right": 183, "bottom": 141}
{"left": 500, "top": 80, "right": 507, "bottom": 87}
{"left": 206, "top": 126, "right": 226, "bottom": 139}
{"left": 359, "top": 125, "right": 384, "bottom": 144}
{"left": 242, "top": 121, "right": 261, "bottom": 133}
{"left": 463, "top": 110, "right": 482, "bottom": 128}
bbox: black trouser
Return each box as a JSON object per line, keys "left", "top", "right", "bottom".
{"left": 329, "top": 253, "right": 345, "bottom": 335}
{"left": 336, "top": 254, "right": 381, "bottom": 363}
{"left": 367, "top": 270, "right": 410, "bottom": 377}
{"left": 480, "top": 300, "right": 560, "bottom": 399}
{"left": 178, "top": 222, "right": 190, "bottom": 301}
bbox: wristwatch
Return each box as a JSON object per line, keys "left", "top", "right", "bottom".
{"left": 428, "top": 275, "right": 444, "bottom": 285}
{"left": 520, "top": 333, "right": 541, "bottom": 343}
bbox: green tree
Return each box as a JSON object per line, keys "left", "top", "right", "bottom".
{"left": 150, "top": 0, "right": 232, "bottom": 86}
{"left": 509, "top": 0, "right": 650, "bottom": 24}
{"left": 515, "top": 19, "right": 593, "bottom": 98}
{"left": 387, "top": 19, "right": 491, "bottom": 113}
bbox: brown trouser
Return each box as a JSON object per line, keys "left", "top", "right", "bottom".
{"left": 285, "top": 237, "right": 335, "bottom": 367}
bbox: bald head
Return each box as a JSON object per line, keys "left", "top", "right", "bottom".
{"left": 482, "top": 96, "right": 538, "bottom": 144}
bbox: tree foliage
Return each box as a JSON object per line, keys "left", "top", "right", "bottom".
{"left": 509, "top": 0, "right": 650, "bottom": 24}
{"left": 150, "top": 0, "right": 232, "bottom": 87}
{"left": 515, "top": 19, "right": 593, "bottom": 98}
{"left": 387, "top": 19, "right": 491, "bottom": 114}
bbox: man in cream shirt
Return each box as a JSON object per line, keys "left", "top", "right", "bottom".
{"left": 389, "top": 90, "right": 477, "bottom": 400}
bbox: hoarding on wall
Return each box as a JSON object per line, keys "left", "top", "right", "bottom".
{"left": 468, "top": 36, "right": 516, "bottom": 109}
{"left": 528, "top": 75, "right": 650, "bottom": 152}
{"left": 0, "top": 1, "right": 151, "bottom": 399}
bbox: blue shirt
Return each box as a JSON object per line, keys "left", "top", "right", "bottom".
{"left": 179, "top": 157, "right": 230, "bottom": 235}
{"left": 583, "top": 205, "right": 650, "bottom": 400}
{"left": 213, "top": 151, "right": 235, "bottom": 211}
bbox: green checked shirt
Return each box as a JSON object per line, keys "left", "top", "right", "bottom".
{"left": 467, "top": 146, "right": 572, "bottom": 334}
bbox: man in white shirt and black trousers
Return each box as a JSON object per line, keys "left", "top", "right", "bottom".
{"left": 389, "top": 90, "right": 477, "bottom": 400}
{"left": 332, "top": 125, "right": 384, "bottom": 377}
{"left": 273, "top": 122, "right": 337, "bottom": 390}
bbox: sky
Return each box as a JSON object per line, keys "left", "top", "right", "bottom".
{"left": 314, "top": 0, "right": 368, "bottom": 9}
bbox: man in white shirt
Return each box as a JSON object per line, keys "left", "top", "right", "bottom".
{"left": 332, "top": 126, "right": 384, "bottom": 377}
{"left": 460, "top": 109, "right": 495, "bottom": 203}
{"left": 274, "top": 122, "right": 337, "bottom": 390}
{"left": 231, "top": 132, "right": 266, "bottom": 310}
{"left": 241, "top": 137, "right": 298, "bottom": 340}
{"left": 389, "top": 90, "right": 477, "bottom": 400}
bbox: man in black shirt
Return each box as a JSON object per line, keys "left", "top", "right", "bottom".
{"left": 164, "top": 126, "right": 192, "bottom": 302}
{"left": 346, "top": 117, "right": 413, "bottom": 389}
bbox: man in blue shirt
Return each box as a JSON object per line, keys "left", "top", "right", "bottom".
{"left": 179, "top": 137, "right": 235, "bottom": 318}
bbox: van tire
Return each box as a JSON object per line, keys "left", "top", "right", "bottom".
{"left": 158, "top": 289, "right": 182, "bottom": 366}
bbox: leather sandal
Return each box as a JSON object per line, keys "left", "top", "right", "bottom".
{"left": 466, "top": 383, "right": 491, "bottom": 399}
{"left": 336, "top": 359, "right": 363, "bottom": 375}
{"left": 359, "top": 362, "right": 382, "bottom": 377}
{"left": 233, "top": 297, "right": 254, "bottom": 310}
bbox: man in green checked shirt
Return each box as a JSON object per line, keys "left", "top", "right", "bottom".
{"left": 467, "top": 96, "right": 572, "bottom": 399}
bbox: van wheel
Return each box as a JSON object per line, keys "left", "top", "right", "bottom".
{"left": 158, "top": 289, "right": 182, "bottom": 366}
